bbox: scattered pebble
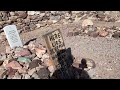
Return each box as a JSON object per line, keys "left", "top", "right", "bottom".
{"left": 48, "top": 65, "right": 56, "bottom": 73}
{"left": 29, "top": 60, "right": 41, "bottom": 69}
{"left": 18, "top": 68, "right": 27, "bottom": 74}
{"left": 32, "top": 73, "right": 39, "bottom": 79}
{"left": 6, "top": 61, "right": 22, "bottom": 70}
{"left": 18, "top": 11, "right": 28, "bottom": 19}
{"left": 12, "top": 72, "right": 21, "bottom": 79}
{"left": 37, "top": 68, "right": 50, "bottom": 79}
{"left": 87, "top": 31, "right": 99, "bottom": 37}
{"left": 6, "top": 46, "right": 13, "bottom": 54}
{"left": 15, "top": 47, "right": 31, "bottom": 57}
{"left": 43, "top": 59, "right": 55, "bottom": 67}
{"left": 35, "top": 48, "right": 46, "bottom": 59}
{"left": 27, "top": 11, "right": 36, "bottom": 15}
{"left": 6, "top": 67, "right": 17, "bottom": 76}
{"left": 112, "top": 32, "right": 120, "bottom": 38}
{"left": 28, "top": 68, "right": 36, "bottom": 76}
{"left": 0, "top": 54, "right": 7, "bottom": 61}
{"left": 17, "top": 57, "right": 31, "bottom": 63}
{"left": 99, "top": 30, "right": 109, "bottom": 37}
{"left": 0, "top": 66, "right": 6, "bottom": 78}
{"left": 42, "top": 54, "right": 50, "bottom": 61}
{"left": 24, "top": 74, "right": 31, "bottom": 79}
{"left": 35, "top": 65, "right": 44, "bottom": 71}
{"left": 36, "top": 24, "right": 41, "bottom": 28}
{"left": 3, "top": 59, "right": 9, "bottom": 67}
{"left": 9, "top": 12, "right": 15, "bottom": 16}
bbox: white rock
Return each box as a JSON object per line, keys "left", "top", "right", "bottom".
{"left": 23, "top": 45, "right": 28, "bottom": 49}
{"left": 36, "top": 24, "right": 41, "bottom": 28}
{"left": 116, "top": 19, "right": 120, "bottom": 22}
{"left": 33, "top": 57, "right": 40, "bottom": 61}
{"left": 27, "top": 11, "right": 36, "bottom": 15}
{"left": 7, "top": 75, "right": 14, "bottom": 79}
{"left": 7, "top": 54, "right": 13, "bottom": 60}
{"left": 52, "top": 20, "right": 58, "bottom": 23}
{"left": 48, "top": 65, "right": 56, "bottom": 73}
{"left": 3, "top": 59, "right": 9, "bottom": 67}
{"left": 51, "top": 11, "right": 56, "bottom": 14}
{"left": 32, "top": 73, "right": 39, "bottom": 79}
{"left": 9, "top": 12, "right": 15, "bottom": 16}
{"left": 82, "top": 19, "right": 93, "bottom": 28}
{"left": 35, "top": 48, "right": 46, "bottom": 59}
{"left": 24, "top": 63, "right": 29, "bottom": 69}
{"left": 35, "top": 11, "right": 40, "bottom": 15}
{"left": 24, "top": 74, "right": 31, "bottom": 79}
{"left": 35, "top": 65, "right": 44, "bottom": 72}
{"left": 28, "top": 68, "right": 36, "bottom": 76}
{"left": 72, "top": 11, "right": 80, "bottom": 14}
{"left": 40, "top": 13, "right": 45, "bottom": 17}
{"left": 42, "top": 54, "right": 50, "bottom": 61}
{"left": 62, "top": 19, "right": 69, "bottom": 24}
{"left": 65, "top": 16, "right": 70, "bottom": 20}
{"left": 74, "top": 17, "right": 80, "bottom": 22}
{"left": 28, "top": 42, "right": 36, "bottom": 50}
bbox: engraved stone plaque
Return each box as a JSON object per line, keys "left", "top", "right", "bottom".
{"left": 3, "top": 25, "right": 23, "bottom": 49}
{"left": 43, "top": 29, "right": 66, "bottom": 69}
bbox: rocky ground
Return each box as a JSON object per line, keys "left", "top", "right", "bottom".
{"left": 0, "top": 11, "right": 120, "bottom": 79}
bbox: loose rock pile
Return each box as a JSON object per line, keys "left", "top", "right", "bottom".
{"left": 0, "top": 11, "right": 120, "bottom": 42}
{"left": 67, "top": 19, "right": 120, "bottom": 38}
{"left": 0, "top": 11, "right": 120, "bottom": 34}
{"left": 0, "top": 41, "right": 56, "bottom": 79}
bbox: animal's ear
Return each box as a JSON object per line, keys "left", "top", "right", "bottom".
{"left": 81, "top": 58, "right": 87, "bottom": 65}
{"left": 80, "top": 58, "right": 87, "bottom": 68}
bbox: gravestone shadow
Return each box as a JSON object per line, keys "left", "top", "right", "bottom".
{"left": 50, "top": 48, "right": 91, "bottom": 79}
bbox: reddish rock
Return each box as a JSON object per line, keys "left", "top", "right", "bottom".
{"left": 18, "top": 11, "right": 28, "bottom": 19}
{"left": 15, "top": 48, "right": 31, "bottom": 57}
{"left": 99, "top": 30, "right": 109, "bottom": 37}
{"left": 6, "top": 67, "right": 17, "bottom": 76}
{"left": 48, "top": 65, "right": 56, "bottom": 73}
{"left": 6, "top": 61, "right": 22, "bottom": 70}
{"left": 43, "top": 59, "right": 55, "bottom": 67}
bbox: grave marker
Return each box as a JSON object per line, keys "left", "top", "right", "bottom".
{"left": 3, "top": 25, "right": 23, "bottom": 49}
{"left": 43, "top": 29, "right": 66, "bottom": 69}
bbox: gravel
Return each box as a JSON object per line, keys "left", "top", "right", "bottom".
{"left": 0, "top": 11, "right": 120, "bottom": 79}
{"left": 0, "top": 11, "right": 120, "bottom": 33}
